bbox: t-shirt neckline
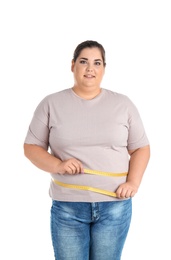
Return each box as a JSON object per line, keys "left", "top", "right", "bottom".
{"left": 70, "top": 88, "right": 104, "bottom": 101}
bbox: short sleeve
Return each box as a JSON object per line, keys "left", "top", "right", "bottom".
{"left": 24, "top": 97, "right": 50, "bottom": 150}
{"left": 126, "top": 97, "right": 149, "bottom": 150}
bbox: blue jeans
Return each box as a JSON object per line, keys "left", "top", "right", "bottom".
{"left": 50, "top": 199, "right": 132, "bottom": 260}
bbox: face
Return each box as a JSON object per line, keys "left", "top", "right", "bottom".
{"left": 71, "top": 47, "right": 105, "bottom": 90}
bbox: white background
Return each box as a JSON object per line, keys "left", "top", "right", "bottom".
{"left": 0, "top": 0, "right": 171, "bottom": 259}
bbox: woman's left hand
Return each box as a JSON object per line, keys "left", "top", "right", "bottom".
{"left": 115, "top": 181, "right": 138, "bottom": 199}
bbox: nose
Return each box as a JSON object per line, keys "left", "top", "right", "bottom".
{"left": 86, "top": 64, "right": 93, "bottom": 72}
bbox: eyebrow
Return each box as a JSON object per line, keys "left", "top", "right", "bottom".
{"left": 79, "top": 57, "right": 103, "bottom": 62}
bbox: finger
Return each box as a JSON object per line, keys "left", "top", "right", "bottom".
{"left": 121, "top": 189, "right": 135, "bottom": 198}
{"left": 68, "top": 162, "right": 79, "bottom": 174}
{"left": 116, "top": 188, "right": 129, "bottom": 199}
{"left": 125, "top": 190, "right": 132, "bottom": 198}
{"left": 64, "top": 158, "right": 83, "bottom": 174}
{"left": 71, "top": 160, "right": 84, "bottom": 174}
{"left": 115, "top": 188, "right": 123, "bottom": 199}
{"left": 66, "top": 165, "right": 74, "bottom": 174}
{"left": 73, "top": 162, "right": 82, "bottom": 173}
{"left": 130, "top": 190, "right": 136, "bottom": 197}
{"left": 67, "top": 162, "right": 81, "bottom": 174}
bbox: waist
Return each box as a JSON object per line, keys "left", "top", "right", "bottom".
{"left": 52, "top": 169, "right": 128, "bottom": 198}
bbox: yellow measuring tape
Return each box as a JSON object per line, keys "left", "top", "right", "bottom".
{"left": 84, "top": 168, "right": 127, "bottom": 177}
{"left": 53, "top": 169, "right": 128, "bottom": 198}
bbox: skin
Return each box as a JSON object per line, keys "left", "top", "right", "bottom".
{"left": 71, "top": 47, "right": 105, "bottom": 99}
{"left": 24, "top": 47, "right": 150, "bottom": 199}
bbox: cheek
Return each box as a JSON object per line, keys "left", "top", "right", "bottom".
{"left": 75, "top": 67, "right": 85, "bottom": 76}
{"left": 73, "top": 69, "right": 83, "bottom": 81}
{"left": 96, "top": 67, "right": 105, "bottom": 75}
{"left": 98, "top": 70, "right": 105, "bottom": 80}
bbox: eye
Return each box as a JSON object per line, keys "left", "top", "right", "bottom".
{"left": 80, "top": 60, "right": 87, "bottom": 64}
{"left": 94, "top": 61, "right": 102, "bottom": 66}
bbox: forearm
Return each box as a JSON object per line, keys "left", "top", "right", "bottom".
{"left": 127, "top": 145, "right": 150, "bottom": 188}
{"left": 116, "top": 145, "right": 150, "bottom": 198}
{"left": 24, "top": 143, "right": 62, "bottom": 174}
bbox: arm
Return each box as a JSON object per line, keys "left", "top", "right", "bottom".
{"left": 115, "top": 145, "right": 150, "bottom": 199}
{"left": 23, "top": 144, "right": 84, "bottom": 175}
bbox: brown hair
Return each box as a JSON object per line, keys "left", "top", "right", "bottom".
{"left": 73, "top": 40, "right": 106, "bottom": 66}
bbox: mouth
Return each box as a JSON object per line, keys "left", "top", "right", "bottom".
{"left": 84, "top": 74, "right": 95, "bottom": 78}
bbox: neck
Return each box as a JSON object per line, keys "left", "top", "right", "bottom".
{"left": 72, "top": 86, "right": 101, "bottom": 100}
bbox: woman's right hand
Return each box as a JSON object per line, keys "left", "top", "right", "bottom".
{"left": 57, "top": 158, "right": 84, "bottom": 175}
{"left": 24, "top": 144, "right": 84, "bottom": 175}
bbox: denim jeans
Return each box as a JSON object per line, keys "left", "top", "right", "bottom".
{"left": 50, "top": 199, "right": 132, "bottom": 260}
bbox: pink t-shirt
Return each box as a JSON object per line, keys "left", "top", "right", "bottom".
{"left": 24, "top": 88, "right": 149, "bottom": 202}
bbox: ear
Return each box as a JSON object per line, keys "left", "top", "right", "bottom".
{"left": 71, "top": 59, "right": 75, "bottom": 72}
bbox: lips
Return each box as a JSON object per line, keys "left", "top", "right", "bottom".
{"left": 84, "top": 74, "right": 95, "bottom": 78}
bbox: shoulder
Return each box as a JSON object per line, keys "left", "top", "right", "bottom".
{"left": 37, "top": 88, "right": 71, "bottom": 105}
{"left": 44, "top": 88, "right": 71, "bottom": 101}
{"left": 103, "top": 88, "right": 134, "bottom": 105}
{"left": 103, "top": 89, "right": 140, "bottom": 117}
{"left": 34, "top": 88, "right": 71, "bottom": 113}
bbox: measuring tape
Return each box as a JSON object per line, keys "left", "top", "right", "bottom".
{"left": 53, "top": 169, "right": 128, "bottom": 198}
{"left": 84, "top": 168, "right": 127, "bottom": 177}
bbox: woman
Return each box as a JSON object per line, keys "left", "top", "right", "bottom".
{"left": 24, "top": 40, "right": 150, "bottom": 260}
